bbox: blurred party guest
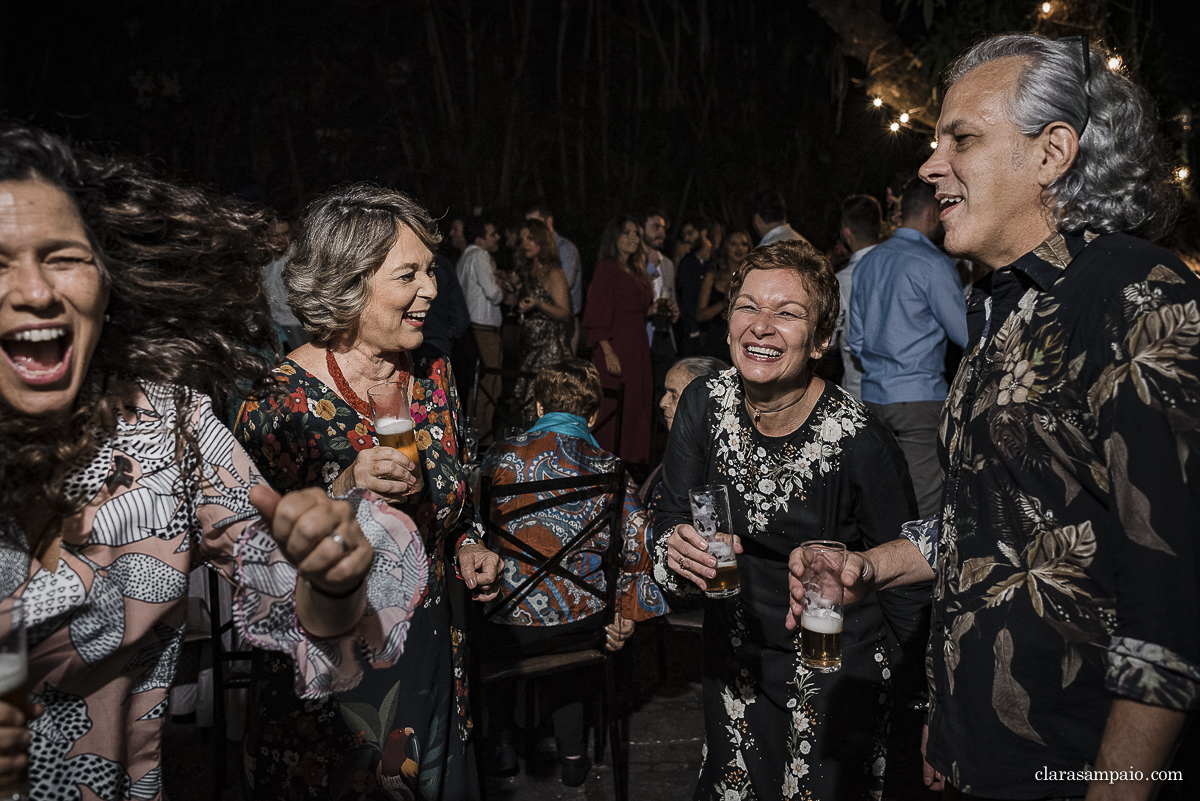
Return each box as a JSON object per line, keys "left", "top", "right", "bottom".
{"left": 584, "top": 216, "right": 655, "bottom": 466}
{"left": 479, "top": 358, "right": 667, "bottom": 784}
{"left": 751, "top": 189, "right": 807, "bottom": 246}
{"left": 675, "top": 215, "right": 715, "bottom": 357}
{"left": 696, "top": 228, "right": 751, "bottom": 360}
{"left": 423, "top": 252, "right": 471, "bottom": 360}
{"left": 236, "top": 184, "right": 502, "bottom": 800}
{"left": 638, "top": 356, "right": 729, "bottom": 517}
{"left": 526, "top": 204, "right": 583, "bottom": 317}
{"left": 833, "top": 195, "right": 883, "bottom": 399}
{"left": 511, "top": 218, "right": 572, "bottom": 424}
{"left": 0, "top": 126, "right": 426, "bottom": 799}
{"left": 654, "top": 240, "right": 929, "bottom": 800}
{"left": 457, "top": 214, "right": 505, "bottom": 438}
{"left": 847, "top": 178, "right": 967, "bottom": 517}
{"left": 640, "top": 210, "right": 680, "bottom": 399}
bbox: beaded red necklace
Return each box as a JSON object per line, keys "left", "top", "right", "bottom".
{"left": 325, "top": 349, "right": 411, "bottom": 422}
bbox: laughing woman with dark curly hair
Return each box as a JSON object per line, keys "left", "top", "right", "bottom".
{"left": 0, "top": 126, "right": 429, "bottom": 800}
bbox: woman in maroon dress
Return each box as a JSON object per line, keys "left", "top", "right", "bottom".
{"left": 583, "top": 215, "right": 655, "bottom": 466}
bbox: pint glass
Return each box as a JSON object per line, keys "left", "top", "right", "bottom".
{"left": 798, "top": 541, "right": 846, "bottom": 673}
{"left": 367, "top": 381, "right": 422, "bottom": 494}
{"left": 688, "top": 485, "right": 739, "bottom": 598}
{"left": 0, "top": 598, "right": 28, "bottom": 801}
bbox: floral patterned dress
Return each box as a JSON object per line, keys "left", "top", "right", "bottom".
{"left": 0, "top": 380, "right": 425, "bottom": 801}
{"left": 652, "top": 370, "right": 930, "bottom": 801}
{"left": 511, "top": 274, "right": 573, "bottom": 425}
{"left": 235, "top": 347, "right": 479, "bottom": 801}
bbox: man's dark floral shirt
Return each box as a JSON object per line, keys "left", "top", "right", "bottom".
{"left": 924, "top": 231, "right": 1200, "bottom": 797}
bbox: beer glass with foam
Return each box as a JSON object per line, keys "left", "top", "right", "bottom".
{"left": 0, "top": 598, "right": 28, "bottom": 801}
{"left": 367, "top": 381, "right": 423, "bottom": 495}
{"left": 798, "top": 541, "right": 846, "bottom": 673}
{"left": 688, "top": 485, "right": 739, "bottom": 598}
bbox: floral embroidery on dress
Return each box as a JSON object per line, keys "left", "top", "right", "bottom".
{"left": 707, "top": 369, "right": 868, "bottom": 537}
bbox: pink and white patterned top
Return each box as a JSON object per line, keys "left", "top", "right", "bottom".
{"left": 0, "top": 381, "right": 427, "bottom": 800}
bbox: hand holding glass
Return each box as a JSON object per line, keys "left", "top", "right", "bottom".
{"left": 688, "top": 485, "right": 740, "bottom": 598}
{"left": 367, "top": 382, "right": 422, "bottom": 495}
{"left": 798, "top": 541, "right": 845, "bottom": 673}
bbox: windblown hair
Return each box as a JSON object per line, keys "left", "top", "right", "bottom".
{"left": 729, "top": 239, "right": 839, "bottom": 353}
{"left": 597, "top": 215, "right": 649, "bottom": 282}
{"left": 0, "top": 124, "right": 286, "bottom": 515}
{"left": 534, "top": 358, "right": 602, "bottom": 419}
{"left": 945, "top": 33, "right": 1179, "bottom": 238}
{"left": 284, "top": 184, "right": 442, "bottom": 343}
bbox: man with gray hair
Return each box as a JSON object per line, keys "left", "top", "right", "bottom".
{"left": 788, "top": 32, "right": 1197, "bottom": 801}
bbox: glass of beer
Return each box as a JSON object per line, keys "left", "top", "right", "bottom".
{"left": 367, "top": 381, "right": 423, "bottom": 495}
{"left": 0, "top": 598, "right": 28, "bottom": 801}
{"left": 798, "top": 541, "right": 845, "bottom": 673}
{"left": 688, "top": 485, "right": 739, "bottom": 598}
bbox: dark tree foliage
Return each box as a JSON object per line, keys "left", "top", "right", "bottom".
{"left": 2, "top": 0, "right": 1193, "bottom": 261}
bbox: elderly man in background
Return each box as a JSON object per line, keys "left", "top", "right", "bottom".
{"left": 790, "top": 32, "right": 1198, "bottom": 801}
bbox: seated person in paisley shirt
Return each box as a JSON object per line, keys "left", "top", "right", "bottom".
{"left": 0, "top": 124, "right": 425, "bottom": 800}
{"left": 478, "top": 358, "right": 669, "bottom": 786}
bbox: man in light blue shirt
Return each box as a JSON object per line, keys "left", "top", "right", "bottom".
{"left": 848, "top": 178, "right": 967, "bottom": 516}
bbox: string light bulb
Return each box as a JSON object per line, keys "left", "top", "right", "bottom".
{"left": 1178, "top": 166, "right": 1191, "bottom": 181}
{"left": 899, "top": 113, "right": 910, "bottom": 123}
{"left": 1041, "top": 2, "right": 1052, "bottom": 14}
{"left": 931, "top": 140, "right": 938, "bottom": 149}
{"left": 889, "top": 122, "right": 901, "bottom": 132}
{"left": 1107, "top": 55, "right": 1122, "bottom": 70}
{"left": 873, "top": 98, "right": 883, "bottom": 108}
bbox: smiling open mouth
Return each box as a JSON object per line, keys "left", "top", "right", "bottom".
{"left": 1, "top": 327, "right": 74, "bottom": 385}
{"left": 938, "top": 196, "right": 963, "bottom": 212}
{"left": 403, "top": 311, "right": 427, "bottom": 326}
{"left": 743, "top": 344, "right": 782, "bottom": 360}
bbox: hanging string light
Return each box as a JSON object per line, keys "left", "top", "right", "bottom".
{"left": 1041, "top": 2, "right": 1052, "bottom": 15}
{"left": 899, "top": 113, "right": 910, "bottom": 123}
{"left": 873, "top": 98, "right": 883, "bottom": 108}
{"left": 930, "top": 141, "right": 938, "bottom": 149}
{"left": 889, "top": 122, "right": 901, "bottom": 132}
{"left": 1178, "top": 166, "right": 1191, "bottom": 182}
{"left": 1107, "top": 55, "right": 1122, "bottom": 70}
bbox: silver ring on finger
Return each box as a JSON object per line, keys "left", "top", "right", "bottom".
{"left": 329, "top": 532, "right": 350, "bottom": 555}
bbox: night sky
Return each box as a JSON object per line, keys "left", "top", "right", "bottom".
{"left": 3, "top": 0, "right": 1196, "bottom": 254}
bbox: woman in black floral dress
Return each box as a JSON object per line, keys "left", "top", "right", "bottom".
{"left": 654, "top": 241, "right": 931, "bottom": 801}
{"left": 235, "top": 185, "right": 502, "bottom": 801}
{"left": 511, "top": 218, "right": 573, "bottom": 424}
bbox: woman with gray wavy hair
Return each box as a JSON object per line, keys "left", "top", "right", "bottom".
{"left": 235, "top": 183, "right": 502, "bottom": 800}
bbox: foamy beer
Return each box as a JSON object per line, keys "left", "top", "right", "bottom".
{"left": 367, "top": 381, "right": 423, "bottom": 495}
{"left": 688, "top": 485, "right": 739, "bottom": 598}
{"left": 0, "top": 598, "right": 28, "bottom": 801}
{"left": 799, "top": 541, "right": 846, "bottom": 673}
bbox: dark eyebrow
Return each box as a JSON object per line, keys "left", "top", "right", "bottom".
{"left": 941, "top": 119, "right": 976, "bottom": 137}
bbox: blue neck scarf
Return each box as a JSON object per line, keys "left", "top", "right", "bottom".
{"left": 527, "top": 412, "right": 598, "bottom": 447}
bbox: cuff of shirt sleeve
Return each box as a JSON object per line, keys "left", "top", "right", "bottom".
{"left": 899, "top": 516, "right": 939, "bottom": 571}
{"left": 1106, "top": 635, "right": 1200, "bottom": 710}
{"left": 650, "top": 526, "right": 701, "bottom": 600}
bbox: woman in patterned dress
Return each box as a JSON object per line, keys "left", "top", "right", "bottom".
{"left": 0, "top": 126, "right": 427, "bottom": 800}
{"left": 654, "top": 240, "right": 931, "bottom": 800}
{"left": 235, "top": 184, "right": 503, "bottom": 801}
{"left": 511, "top": 218, "right": 572, "bottom": 425}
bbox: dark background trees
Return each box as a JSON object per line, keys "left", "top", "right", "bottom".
{"left": 2, "top": 0, "right": 1194, "bottom": 259}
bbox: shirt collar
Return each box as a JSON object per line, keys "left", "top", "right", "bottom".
{"left": 1004, "top": 230, "right": 1099, "bottom": 290}
{"left": 891, "top": 227, "right": 936, "bottom": 248}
